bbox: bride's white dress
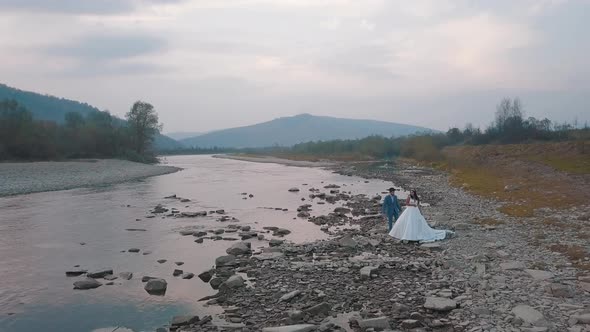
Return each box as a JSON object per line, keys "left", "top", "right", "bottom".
{"left": 389, "top": 199, "right": 448, "bottom": 242}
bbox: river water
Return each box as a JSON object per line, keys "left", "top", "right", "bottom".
{"left": 0, "top": 155, "right": 393, "bottom": 332}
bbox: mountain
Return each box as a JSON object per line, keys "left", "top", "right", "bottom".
{"left": 0, "top": 83, "right": 100, "bottom": 122}
{"left": 181, "top": 113, "right": 435, "bottom": 148}
{"left": 166, "top": 131, "right": 205, "bottom": 140}
{"left": 0, "top": 83, "right": 181, "bottom": 151}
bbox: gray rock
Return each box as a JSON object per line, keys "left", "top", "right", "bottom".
{"left": 358, "top": 317, "right": 391, "bottom": 330}
{"left": 157, "top": 259, "right": 167, "bottom": 264}
{"left": 171, "top": 315, "right": 200, "bottom": 327}
{"left": 545, "top": 283, "right": 573, "bottom": 298}
{"left": 297, "top": 211, "right": 310, "bottom": 218}
{"left": 511, "top": 305, "right": 546, "bottom": 326}
{"left": 103, "top": 274, "right": 118, "bottom": 281}
{"left": 288, "top": 188, "right": 300, "bottom": 192}
{"left": 420, "top": 242, "right": 443, "bottom": 251}
{"left": 338, "top": 235, "right": 357, "bottom": 248}
{"left": 182, "top": 272, "right": 195, "bottom": 280}
{"left": 525, "top": 269, "right": 554, "bottom": 281}
{"left": 181, "top": 211, "right": 207, "bottom": 217}
{"left": 198, "top": 269, "right": 214, "bottom": 283}
{"left": 424, "top": 297, "right": 457, "bottom": 312}
{"left": 179, "top": 230, "right": 195, "bottom": 236}
{"left": 270, "top": 239, "right": 284, "bottom": 247}
{"left": 570, "top": 313, "right": 590, "bottom": 324}
{"left": 209, "top": 277, "right": 225, "bottom": 290}
{"left": 262, "top": 325, "right": 317, "bottom": 332}
{"left": 87, "top": 269, "right": 113, "bottom": 279}
{"left": 500, "top": 261, "right": 526, "bottom": 271}
{"left": 215, "top": 255, "right": 237, "bottom": 267}
{"left": 226, "top": 242, "right": 252, "bottom": 255}
{"left": 119, "top": 272, "right": 133, "bottom": 280}
{"left": 73, "top": 278, "right": 102, "bottom": 290}
{"left": 400, "top": 319, "right": 421, "bottom": 329}
{"left": 173, "top": 269, "right": 183, "bottom": 277}
{"left": 240, "top": 225, "right": 251, "bottom": 232}
{"left": 144, "top": 278, "right": 167, "bottom": 295}
{"left": 273, "top": 228, "right": 291, "bottom": 236}
{"left": 221, "top": 275, "right": 245, "bottom": 289}
{"left": 305, "top": 302, "right": 331, "bottom": 316}
{"left": 360, "top": 266, "right": 379, "bottom": 280}
{"left": 141, "top": 276, "right": 157, "bottom": 282}
{"left": 280, "top": 290, "right": 302, "bottom": 302}
{"left": 65, "top": 270, "right": 87, "bottom": 277}
{"left": 128, "top": 248, "right": 140, "bottom": 253}
{"left": 175, "top": 262, "right": 184, "bottom": 266}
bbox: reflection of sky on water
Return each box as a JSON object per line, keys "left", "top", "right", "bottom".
{"left": 0, "top": 155, "right": 394, "bottom": 332}
{"left": 1, "top": 298, "right": 190, "bottom": 332}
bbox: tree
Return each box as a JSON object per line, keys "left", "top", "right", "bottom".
{"left": 65, "top": 111, "right": 85, "bottom": 129}
{"left": 125, "top": 101, "right": 162, "bottom": 155}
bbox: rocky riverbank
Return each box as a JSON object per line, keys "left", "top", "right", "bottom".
{"left": 213, "top": 154, "right": 335, "bottom": 167}
{"left": 0, "top": 159, "right": 180, "bottom": 196}
{"left": 162, "top": 160, "right": 589, "bottom": 332}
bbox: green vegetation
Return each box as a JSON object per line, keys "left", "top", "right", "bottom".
{"left": 257, "top": 97, "right": 589, "bottom": 162}
{"left": 0, "top": 99, "right": 162, "bottom": 163}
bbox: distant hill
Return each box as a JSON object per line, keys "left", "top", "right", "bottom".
{"left": 181, "top": 113, "right": 435, "bottom": 148}
{"left": 0, "top": 83, "right": 181, "bottom": 151}
{"left": 166, "top": 131, "right": 205, "bottom": 140}
{"left": 0, "top": 83, "right": 100, "bottom": 122}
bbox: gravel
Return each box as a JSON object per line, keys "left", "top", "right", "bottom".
{"left": 0, "top": 159, "right": 180, "bottom": 197}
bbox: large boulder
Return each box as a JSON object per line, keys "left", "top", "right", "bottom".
{"left": 198, "top": 269, "right": 214, "bottom": 282}
{"left": 226, "top": 242, "right": 252, "bottom": 256}
{"left": 424, "top": 297, "right": 457, "bottom": 312}
{"left": 87, "top": 269, "right": 113, "bottom": 279}
{"left": 209, "top": 277, "right": 226, "bottom": 290}
{"left": 511, "top": 305, "right": 546, "bottom": 326}
{"left": 220, "top": 275, "right": 245, "bottom": 289}
{"left": 73, "top": 278, "right": 102, "bottom": 290}
{"left": 215, "top": 255, "right": 237, "bottom": 267}
{"left": 144, "top": 278, "right": 167, "bottom": 295}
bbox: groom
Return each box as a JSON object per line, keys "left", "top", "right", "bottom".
{"left": 382, "top": 187, "right": 401, "bottom": 231}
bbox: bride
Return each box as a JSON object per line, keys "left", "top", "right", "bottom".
{"left": 389, "top": 190, "right": 450, "bottom": 242}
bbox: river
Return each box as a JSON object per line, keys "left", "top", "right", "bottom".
{"left": 0, "top": 155, "right": 393, "bottom": 332}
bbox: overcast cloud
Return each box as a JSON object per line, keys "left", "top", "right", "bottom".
{"left": 0, "top": 0, "right": 588, "bottom": 132}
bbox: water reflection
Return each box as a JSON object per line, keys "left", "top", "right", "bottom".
{"left": 0, "top": 155, "right": 393, "bottom": 331}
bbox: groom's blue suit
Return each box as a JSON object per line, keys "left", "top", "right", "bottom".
{"left": 382, "top": 194, "right": 402, "bottom": 231}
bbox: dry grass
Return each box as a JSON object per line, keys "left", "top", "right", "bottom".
{"left": 441, "top": 141, "right": 590, "bottom": 218}
{"left": 474, "top": 217, "right": 505, "bottom": 226}
{"left": 549, "top": 244, "right": 589, "bottom": 270}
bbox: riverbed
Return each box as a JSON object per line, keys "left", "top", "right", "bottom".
{"left": 0, "top": 155, "right": 394, "bottom": 332}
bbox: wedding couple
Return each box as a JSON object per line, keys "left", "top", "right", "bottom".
{"left": 382, "top": 187, "right": 450, "bottom": 242}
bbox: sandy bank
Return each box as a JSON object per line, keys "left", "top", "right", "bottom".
{"left": 213, "top": 154, "right": 335, "bottom": 167}
{"left": 0, "top": 159, "right": 180, "bottom": 197}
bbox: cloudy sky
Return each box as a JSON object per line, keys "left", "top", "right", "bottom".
{"left": 1, "top": 0, "right": 588, "bottom": 133}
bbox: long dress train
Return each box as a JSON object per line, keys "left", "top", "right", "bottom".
{"left": 389, "top": 199, "right": 449, "bottom": 242}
